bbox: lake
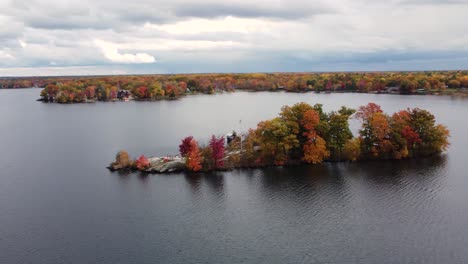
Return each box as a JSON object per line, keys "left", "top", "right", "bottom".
{"left": 1, "top": 89, "right": 468, "bottom": 263}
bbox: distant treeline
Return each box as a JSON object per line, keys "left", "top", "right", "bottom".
{"left": 0, "top": 77, "right": 53, "bottom": 89}
{"left": 117, "top": 102, "right": 450, "bottom": 173}
{"left": 1, "top": 71, "right": 467, "bottom": 103}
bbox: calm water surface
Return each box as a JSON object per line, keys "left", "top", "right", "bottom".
{"left": 1, "top": 89, "right": 467, "bottom": 263}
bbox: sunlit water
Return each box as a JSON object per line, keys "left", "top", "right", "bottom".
{"left": 1, "top": 89, "right": 467, "bottom": 263}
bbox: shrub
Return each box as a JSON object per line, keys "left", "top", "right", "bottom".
{"left": 135, "top": 155, "right": 150, "bottom": 170}
{"left": 115, "top": 150, "right": 130, "bottom": 167}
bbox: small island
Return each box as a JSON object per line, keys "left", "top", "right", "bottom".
{"left": 108, "top": 102, "right": 450, "bottom": 173}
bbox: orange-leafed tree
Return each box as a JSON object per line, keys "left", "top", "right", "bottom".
{"left": 369, "top": 113, "right": 393, "bottom": 158}
{"left": 358, "top": 103, "right": 393, "bottom": 159}
{"left": 279, "top": 102, "right": 316, "bottom": 159}
{"left": 85, "top": 86, "right": 96, "bottom": 99}
{"left": 186, "top": 139, "right": 202, "bottom": 172}
{"left": 300, "top": 109, "right": 329, "bottom": 163}
{"left": 302, "top": 136, "right": 329, "bottom": 164}
{"left": 301, "top": 109, "right": 320, "bottom": 133}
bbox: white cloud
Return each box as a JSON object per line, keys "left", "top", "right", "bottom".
{"left": 18, "top": 40, "right": 27, "bottom": 48}
{"left": 0, "top": 50, "right": 14, "bottom": 60}
{"left": 94, "top": 39, "right": 156, "bottom": 63}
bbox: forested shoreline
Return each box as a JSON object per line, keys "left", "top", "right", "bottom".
{"left": 109, "top": 102, "right": 450, "bottom": 173}
{"left": 1, "top": 71, "right": 468, "bottom": 103}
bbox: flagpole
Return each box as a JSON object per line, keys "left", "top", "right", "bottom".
{"left": 239, "top": 119, "right": 243, "bottom": 152}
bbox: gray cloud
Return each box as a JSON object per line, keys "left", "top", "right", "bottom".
{"left": 397, "top": 0, "right": 468, "bottom": 5}
{"left": 0, "top": 0, "right": 468, "bottom": 75}
{"left": 3, "top": 0, "right": 335, "bottom": 31}
{"left": 173, "top": 2, "right": 334, "bottom": 20}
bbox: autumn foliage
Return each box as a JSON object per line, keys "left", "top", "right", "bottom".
{"left": 126, "top": 102, "right": 449, "bottom": 172}
{"left": 300, "top": 109, "right": 330, "bottom": 163}
{"left": 209, "top": 135, "right": 225, "bottom": 169}
{"left": 238, "top": 102, "right": 448, "bottom": 167}
{"left": 186, "top": 139, "right": 202, "bottom": 172}
{"left": 135, "top": 155, "right": 150, "bottom": 170}
{"left": 303, "top": 137, "right": 330, "bottom": 164}
{"left": 179, "top": 136, "right": 194, "bottom": 157}
{"left": 356, "top": 103, "right": 450, "bottom": 160}
{"left": 24, "top": 70, "right": 468, "bottom": 103}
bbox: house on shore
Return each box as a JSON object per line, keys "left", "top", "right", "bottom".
{"left": 385, "top": 86, "right": 400, "bottom": 94}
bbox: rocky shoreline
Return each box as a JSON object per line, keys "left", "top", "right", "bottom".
{"left": 108, "top": 152, "right": 187, "bottom": 173}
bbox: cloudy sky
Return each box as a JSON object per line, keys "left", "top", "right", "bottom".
{"left": 0, "top": 0, "right": 468, "bottom": 76}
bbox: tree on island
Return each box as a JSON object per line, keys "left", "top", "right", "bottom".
{"left": 186, "top": 140, "right": 202, "bottom": 172}
{"left": 179, "top": 136, "right": 194, "bottom": 157}
{"left": 209, "top": 135, "right": 225, "bottom": 169}
{"left": 111, "top": 102, "right": 450, "bottom": 173}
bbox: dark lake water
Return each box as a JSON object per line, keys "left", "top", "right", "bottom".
{"left": 1, "top": 89, "right": 468, "bottom": 263}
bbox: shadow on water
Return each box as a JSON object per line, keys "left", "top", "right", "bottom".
{"left": 342, "top": 155, "right": 448, "bottom": 189}
{"left": 261, "top": 155, "right": 447, "bottom": 185}
{"left": 184, "top": 172, "right": 226, "bottom": 199}
{"left": 184, "top": 173, "right": 202, "bottom": 195}
{"left": 116, "top": 170, "right": 133, "bottom": 177}
{"left": 137, "top": 172, "right": 151, "bottom": 184}
{"left": 202, "top": 172, "right": 225, "bottom": 195}
{"left": 211, "top": 155, "right": 450, "bottom": 210}
{"left": 114, "top": 155, "right": 447, "bottom": 202}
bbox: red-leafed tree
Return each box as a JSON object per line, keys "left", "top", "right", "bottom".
{"left": 209, "top": 135, "right": 225, "bottom": 169}
{"left": 401, "top": 125, "right": 422, "bottom": 146}
{"left": 301, "top": 109, "right": 320, "bottom": 133}
{"left": 109, "top": 86, "right": 118, "bottom": 100}
{"left": 165, "top": 83, "right": 175, "bottom": 96}
{"left": 179, "top": 136, "right": 194, "bottom": 157}
{"left": 45, "top": 84, "right": 60, "bottom": 97}
{"left": 136, "top": 86, "right": 149, "bottom": 98}
{"left": 135, "top": 155, "right": 150, "bottom": 170}
{"left": 355, "top": 102, "right": 383, "bottom": 120}
{"left": 390, "top": 110, "right": 413, "bottom": 159}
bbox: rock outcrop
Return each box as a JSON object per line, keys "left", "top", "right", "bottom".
{"left": 145, "top": 157, "right": 186, "bottom": 173}
{"left": 108, "top": 155, "right": 186, "bottom": 173}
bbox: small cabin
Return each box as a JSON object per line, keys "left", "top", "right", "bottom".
{"left": 385, "top": 87, "right": 400, "bottom": 94}
{"left": 226, "top": 133, "right": 236, "bottom": 144}
{"left": 117, "top": 90, "right": 130, "bottom": 100}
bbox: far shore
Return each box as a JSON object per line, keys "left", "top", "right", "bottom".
{"left": 36, "top": 88, "right": 468, "bottom": 104}
{"left": 1, "top": 71, "right": 467, "bottom": 102}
